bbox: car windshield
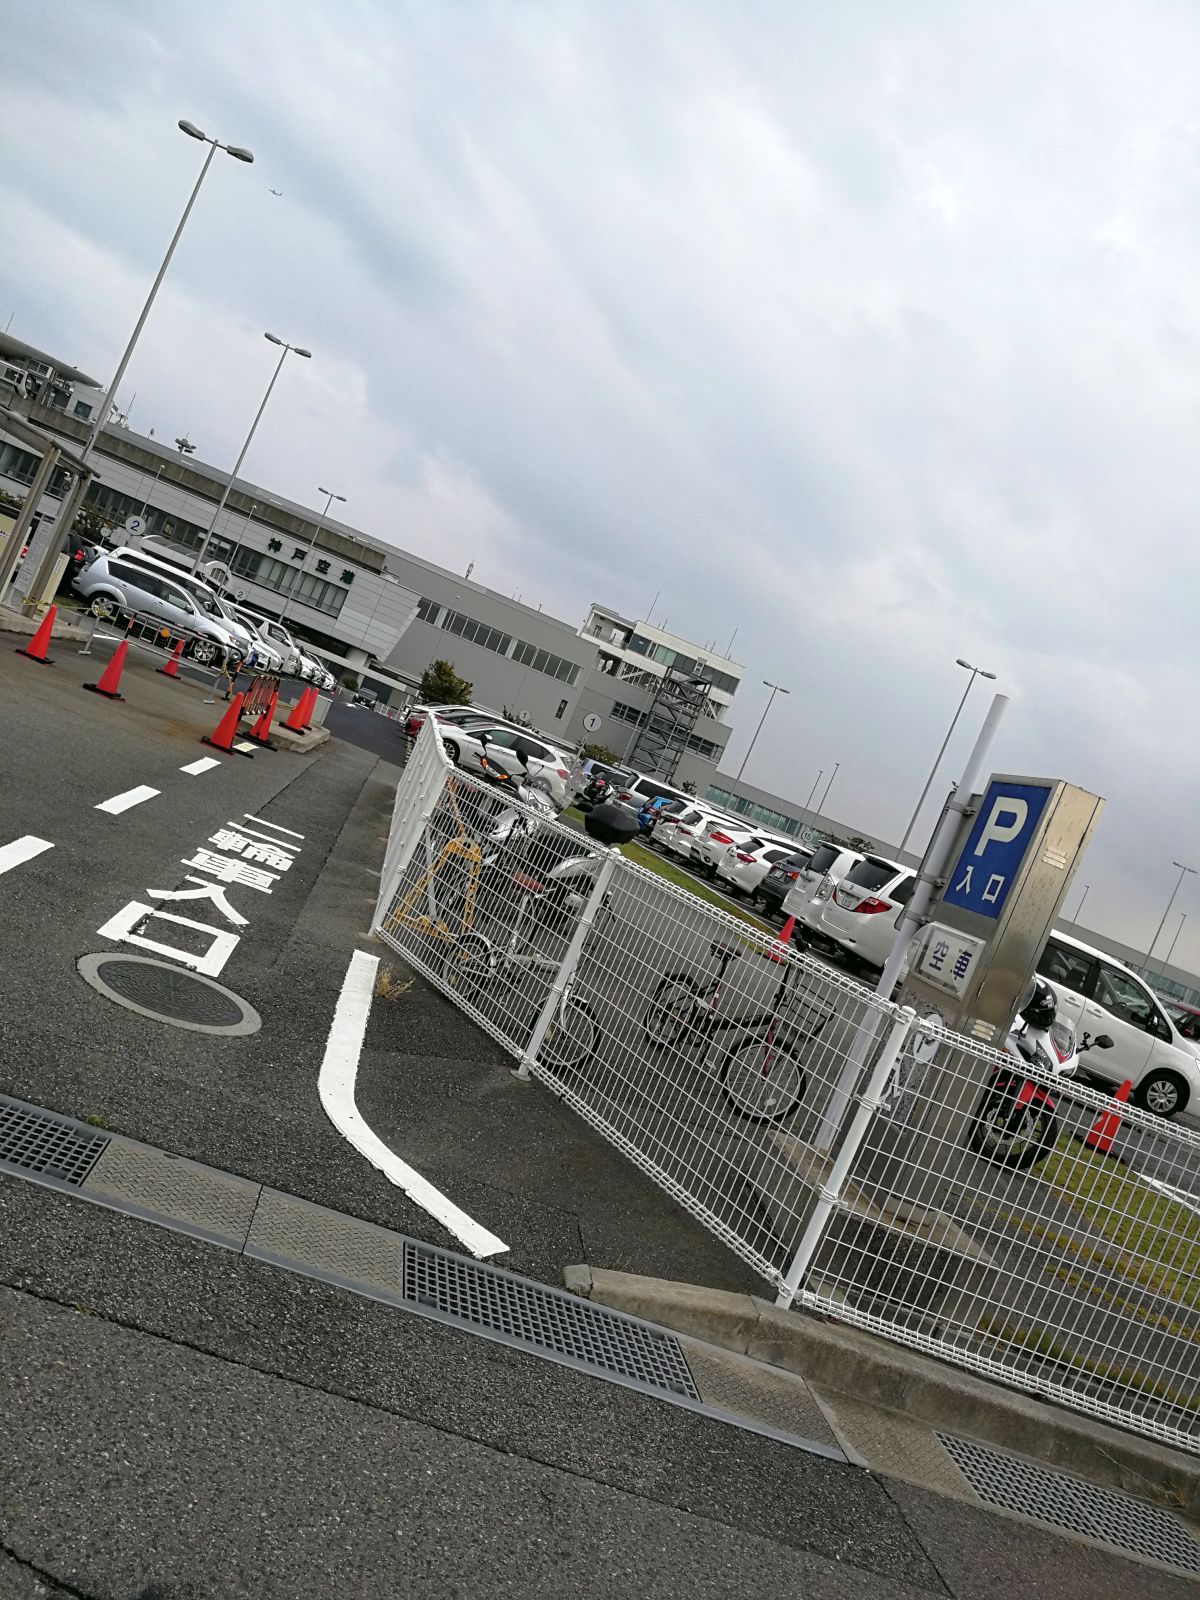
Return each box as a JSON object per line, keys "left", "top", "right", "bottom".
{"left": 845, "top": 857, "right": 901, "bottom": 893}
{"left": 805, "top": 844, "right": 841, "bottom": 875}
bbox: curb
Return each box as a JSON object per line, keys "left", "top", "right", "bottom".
{"left": 564, "top": 1265, "right": 1200, "bottom": 1519}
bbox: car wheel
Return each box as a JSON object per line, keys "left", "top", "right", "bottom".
{"left": 89, "top": 594, "right": 119, "bottom": 620}
{"left": 189, "top": 638, "right": 217, "bottom": 666}
{"left": 443, "top": 739, "right": 460, "bottom": 763}
{"left": 1133, "top": 1070, "right": 1189, "bottom": 1118}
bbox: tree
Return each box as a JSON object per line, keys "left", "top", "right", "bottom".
{"left": 418, "top": 658, "right": 472, "bottom": 705}
{"left": 72, "top": 504, "right": 117, "bottom": 542}
{"left": 581, "top": 741, "right": 620, "bottom": 764}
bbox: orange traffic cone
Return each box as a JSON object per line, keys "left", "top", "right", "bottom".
{"left": 1084, "top": 1079, "right": 1132, "bottom": 1155}
{"left": 202, "top": 691, "right": 253, "bottom": 756}
{"left": 298, "top": 684, "right": 319, "bottom": 731}
{"left": 284, "top": 687, "right": 313, "bottom": 733}
{"left": 16, "top": 605, "right": 57, "bottom": 665}
{"left": 83, "top": 639, "right": 128, "bottom": 701}
{"left": 765, "top": 915, "right": 797, "bottom": 963}
{"left": 158, "top": 639, "right": 185, "bottom": 678}
{"left": 243, "top": 688, "right": 278, "bottom": 748}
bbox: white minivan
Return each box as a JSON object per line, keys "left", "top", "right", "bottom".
{"left": 782, "top": 842, "right": 865, "bottom": 936}
{"left": 813, "top": 854, "right": 917, "bottom": 975}
{"left": 1036, "top": 930, "right": 1200, "bottom": 1117}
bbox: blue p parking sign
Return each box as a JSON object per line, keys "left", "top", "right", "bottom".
{"left": 941, "top": 779, "right": 1052, "bottom": 920}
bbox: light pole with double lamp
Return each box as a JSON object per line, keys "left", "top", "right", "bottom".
{"left": 735, "top": 680, "right": 789, "bottom": 784}
{"left": 190, "top": 333, "right": 312, "bottom": 574}
{"left": 898, "top": 657, "right": 997, "bottom": 855}
{"left": 279, "top": 487, "right": 346, "bottom": 624}
{"left": 1146, "top": 862, "right": 1197, "bottom": 975}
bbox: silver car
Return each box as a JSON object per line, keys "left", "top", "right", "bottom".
{"left": 74, "top": 552, "right": 240, "bottom": 666}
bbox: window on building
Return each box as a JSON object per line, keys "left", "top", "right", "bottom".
{"left": 72, "top": 401, "right": 93, "bottom": 419}
{"left": 415, "top": 596, "right": 440, "bottom": 624}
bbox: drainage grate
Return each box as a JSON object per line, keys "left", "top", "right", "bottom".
{"left": 937, "top": 1433, "right": 1200, "bottom": 1574}
{"left": 0, "top": 1096, "right": 110, "bottom": 1188}
{"left": 404, "top": 1241, "right": 700, "bottom": 1399}
{"left": 78, "top": 954, "right": 261, "bottom": 1035}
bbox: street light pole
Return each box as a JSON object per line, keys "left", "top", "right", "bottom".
{"left": 734, "top": 680, "right": 789, "bottom": 784}
{"left": 803, "top": 769, "right": 823, "bottom": 817}
{"left": 82, "top": 120, "right": 253, "bottom": 468}
{"left": 1146, "top": 861, "right": 1197, "bottom": 973}
{"left": 817, "top": 761, "right": 840, "bottom": 818}
{"left": 898, "top": 657, "right": 997, "bottom": 855}
{"left": 190, "top": 333, "right": 312, "bottom": 574}
{"left": 279, "top": 486, "right": 346, "bottom": 623}
{"left": 1071, "top": 883, "right": 1090, "bottom": 926}
{"left": 1164, "top": 913, "right": 1187, "bottom": 974}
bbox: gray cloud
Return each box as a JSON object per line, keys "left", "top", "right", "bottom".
{"left": 3, "top": 0, "right": 1198, "bottom": 963}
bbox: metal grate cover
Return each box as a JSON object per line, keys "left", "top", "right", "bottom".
{"left": 937, "top": 1433, "right": 1200, "bottom": 1575}
{"left": 405, "top": 1241, "right": 699, "bottom": 1398}
{"left": 0, "top": 1096, "right": 110, "bottom": 1188}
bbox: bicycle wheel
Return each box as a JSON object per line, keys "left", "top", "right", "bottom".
{"left": 439, "top": 934, "right": 494, "bottom": 1002}
{"left": 644, "top": 973, "right": 699, "bottom": 1047}
{"left": 539, "top": 994, "right": 599, "bottom": 1073}
{"left": 720, "top": 1032, "right": 807, "bottom": 1124}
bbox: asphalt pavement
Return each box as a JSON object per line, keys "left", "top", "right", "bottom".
{"left": 2, "top": 637, "right": 1198, "bottom": 1597}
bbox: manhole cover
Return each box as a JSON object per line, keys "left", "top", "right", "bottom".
{"left": 77, "top": 955, "right": 261, "bottom": 1036}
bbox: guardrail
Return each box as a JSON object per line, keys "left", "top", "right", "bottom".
{"left": 373, "top": 720, "right": 1200, "bottom": 1453}
{"left": 79, "top": 599, "right": 238, "bottom": 670}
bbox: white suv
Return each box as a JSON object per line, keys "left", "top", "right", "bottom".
{"left": 715, "top": 837, "right": 798, "bottom": 897}
{"left": 782, "top": 842, "right": 865, "bottom": 935}
{"left": 1036, "top": 931, "right": 1200, "bottom": 1117}
{"left": 812, "top": 853, "right": 916, "bottom": 975}
{"left": 448, "top": 724, "right": 572, "bottom": 808}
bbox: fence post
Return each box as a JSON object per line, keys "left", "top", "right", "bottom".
{"left": 372, "top": 724, "right": 449, "bottom": 931}
{"left": 775, "top": 1005, "right": 914, "bottom": 1310}
{"left": 514, "top": 845, "right": 619, "bottom": 1082}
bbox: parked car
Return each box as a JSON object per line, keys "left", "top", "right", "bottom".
{"left": 691, "top": 820, "right": 764, "bottom": 878}
{"left": 782, "top": 842, "right": 866, "bottom": 936}
{"left": 567, "top": 758, "right": 635, "bottom": 806}
{"left": 809, "top": 854, "right": 916, "bottom": 974}
{"left": 229, "top": 605, "right": 307, "bottom": 677}
{"left": 112, "top": 547, "right": 262, "bottom": 666}
{"left": 445, "top": 724, "right": 572, "bottom": 808}
{"left": 57, "top": 530, "right": 98, "bottom": 594}
{"left": 610, "top": 773, "right": 696, "bottom": 817}
{"left": 73, "top": 553, "right": 240, "bottom": 666}
{"left": 1164, "top": 1001, "right": 1200, "bottom": 1045}
{"left": 758, "top": 849, "right": 815, "bottom": 919}
{"left": 1035, "top": 931, "right": 1200, "bottom": 1117}
{"left": 716, "top": 838, "right": 801, "bottom": 899}
{"left": 650, "top": 801, "right": 704, "bottom": 854}
{"left": 352, "top": 685, "right": 379, "bottom": 708}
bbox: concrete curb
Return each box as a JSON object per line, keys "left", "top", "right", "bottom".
{"left": 0, "top": 602, "right": 89, "bottom": 641}
{"left": 564, "top": 1265, "right": 1200, "bottom": 1519}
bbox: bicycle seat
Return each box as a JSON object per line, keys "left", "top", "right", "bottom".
{"left": 709, "top": 939, "right": 741, "bottom": 960}
{"left": 510, "top": 871, "right": 546, "bottom": 895}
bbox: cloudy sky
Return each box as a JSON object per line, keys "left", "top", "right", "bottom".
{"left": 3, "top": 0, "right": 1199, "bottom": 964}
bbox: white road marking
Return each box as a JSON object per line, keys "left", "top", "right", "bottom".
{"left": 234, "top": 819, "right": 299, "bottom": 851}
{"left": 0, "top": 835, "right": 53, "bottom": 876}
{"left": 245, "top": 812, "right": 304, "bottom": 839}
{"left": 233, "top": 741, "right": 257, "bottom": 753}
{"left": 180, "top": 757, "right": 221, "bottom": 775}
{"left": 318, "top": 949, "right": 508, "bottom": 1259}
{"left": 96, "top": 901, "right": 239, "bottom": 977}
{"left": 95, "top": 785, "right": 160, "bottom": 815}
{"left": 1127, "top": 1168, "right": 1200, "bottom": 1218}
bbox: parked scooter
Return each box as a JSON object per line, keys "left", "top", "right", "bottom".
{"left": 576, "top": 772, "right": 610, "bottom": 814}
{"left": 966, "top": 977, "right": 1113, "bottom": 1170}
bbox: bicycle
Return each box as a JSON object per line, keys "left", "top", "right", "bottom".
{"left": 438, "top": 877, "right": 600, "bottom": 1072}
{"left": 642, "top": 939, "right": 829, "bottom": 1123}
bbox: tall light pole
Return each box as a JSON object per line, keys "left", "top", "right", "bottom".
{"left": 898, "top": 657, "right": 997, "bottom": 855}
{"left": 190, "top": 332, "right": 311, "bottom": 574}
{"left": 1146, "top": 861, "right": 1197, "bottom": 973}
{"left": 1071, "top": 883, "right": 1090, "bottom": 926}
{"left": 279, "top": 486, "right": 346, "bottom": 623}
{"left": 803, "top": 769, "right": 823, "bottom": 816}
{"left": 83, "top": 120, "right": 254, "bottom": 467}
{"left": 817, "top": 761, "right": 840, "bottom": 818}
{"left": 1164, "top": 913, "right": 1188, "bottom": 974}
{"left": 735, "top": 680, "right": 789, "bottom": 784}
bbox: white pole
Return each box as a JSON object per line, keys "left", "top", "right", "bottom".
{"left": 190, "top": 344, "right": 291, "bottom": 574}
{"left": 279, "top": 487, "right": 344, "bottom": 624}
{"left": 776, "top": 1006, "right": 915, "bottom": 1308}
{"left": 813, "top": 692, "right": 1009, "bottom": 1152}
{"left": 1164, "top": 912, "right": 1187, "bottom": 974}
{"left": 1145, "top": 862, "right": 1196, "bottom": 974}
{"left": 82, "top": 140, "right": 220, "bottom": 466}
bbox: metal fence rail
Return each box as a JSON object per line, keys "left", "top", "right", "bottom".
{"left": 374, "top": 721, "right": 1200, "bottom": 1452}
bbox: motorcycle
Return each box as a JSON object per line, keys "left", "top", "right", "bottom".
{"left": 966, "top": 976, "right": 1114, "bottom": 1170}
{"left": 576, "top": 773, "right": 610, "bottom": 814}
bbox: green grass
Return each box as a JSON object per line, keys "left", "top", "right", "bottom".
{"left": 1038, "top": 1138, "right": 1200, "bottom": 1313}
{"left": 561, "top": 806, "right": 774, "bottom": 934}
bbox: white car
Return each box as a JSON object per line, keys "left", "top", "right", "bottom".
{"left": 691, "top": 821, "right": 763, "bottom": 878}
{"left": 661, "top": 806, "right": 728, "bottom": 861}
{"left": 1035, "top": 931, "right": 1200, "bottom": 1117}
{"left": 716, "top": 838, "right": 801, "bottom": 898}
{"left": 111, "top": 547, "right": 259, "bottom": 665}
{"left": 811, "top": 854, "right": 916, "bottom": 974}
{"left": 232, "top": 606, "right": 306, "bottom": 678}
{"left": 782, "top": 842, "right": 866, "bottom": 935}
{"left": 444, "top": 723, "right": 572, "bottom": 808}
{"left": 73, "top": 553, "right": 241, "bottom": 666}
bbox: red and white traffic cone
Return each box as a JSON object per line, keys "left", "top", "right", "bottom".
{"left": 158, "top": 639, "right": 185, "bottom": 678}
{"left": 1083, "top": 1079, "right": 1132, "bottom": 1156}
{"left": 765, "top": 915, "right": 797, "bottom": 962}
{"left": 83, "top": 639, "right": 129, "bottom": 701}
{"left": 16, "top": 605, "right": 57, "bottom": 665}
{"left": 202, "top": 692, "right": 253, "bottom": 757}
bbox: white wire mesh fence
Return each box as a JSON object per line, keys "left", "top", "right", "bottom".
{"left": 374, "top": 723, "right": 1200, "bottom": 1452}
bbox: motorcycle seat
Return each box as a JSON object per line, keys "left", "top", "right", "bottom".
{"left": 510, "top": 871, "right": 546, "bottom": 895}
